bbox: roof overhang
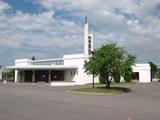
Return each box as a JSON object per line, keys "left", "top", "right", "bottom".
{"left": 6, "top": 65, "right": 78, "bottom": 70}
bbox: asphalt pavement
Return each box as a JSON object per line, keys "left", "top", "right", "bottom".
{"left": 0, "top": 82, "right": 160, "bottom": 120}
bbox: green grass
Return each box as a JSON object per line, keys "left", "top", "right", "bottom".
{"left": 112, "top": 82, "right": 135, "bottom": 86}
{"left": 70, "top": 82, "right": 134, "bottom": 94}
{"left": 71, "top": 86, "right": 131, "bottom": 94}
{"left": 95, "top": 82, "right": 135, "bottom": 87}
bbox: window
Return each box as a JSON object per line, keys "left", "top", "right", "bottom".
{"left": 31, "top": 60, "right": 64, "bottom": 66}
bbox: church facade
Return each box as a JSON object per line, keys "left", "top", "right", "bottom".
{"left": 7, "top": 18, "right": 151, "bottom": 85}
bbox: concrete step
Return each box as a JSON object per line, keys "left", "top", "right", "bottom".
{"left": 51, "top": 81, "right": 76, "bottom": 86}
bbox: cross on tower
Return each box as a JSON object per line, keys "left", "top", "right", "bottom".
{"left": 85, "top": 16, "right": 88, "bottom": 24}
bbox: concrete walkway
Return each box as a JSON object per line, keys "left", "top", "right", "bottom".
{"left": 0, "top": 83, "right": 160, "bottom": 120}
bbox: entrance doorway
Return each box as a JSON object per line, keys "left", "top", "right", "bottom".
{"left": 51, "top": 70, "right": 64, "bottom": 81}
{"left": 132, "top": 72, "right": 139, "bottom": 81}
{"left": 35, "top": 70, "right": 49, "bottom": 82}
{"left": 25, "top": 70, "right": 32, "bottom": 82}
{"left": 24, "top": 70, "right": 64, "bottom": 83}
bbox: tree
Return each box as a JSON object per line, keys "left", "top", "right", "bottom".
{"left": 157, "top": 68, "right": 160, "bottom": 82}
{"left": 122, "top": 55, "right": 136, "bottom": 82}
{"left": 2, "top": 70, "right": 14, "bottom": 81}
{"left": 148, "top": 62, "right": 158, "bottom": 82}
{"left": 84, "top": 43, "right": 136, "bottom": 88}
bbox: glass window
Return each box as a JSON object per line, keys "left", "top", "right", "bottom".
{"left": 32, "top": 60, "right": 64, "bottom": 65}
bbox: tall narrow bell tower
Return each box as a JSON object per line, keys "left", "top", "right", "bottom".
{"left": 84, "top": 17, "right": 93, "bottom": 57}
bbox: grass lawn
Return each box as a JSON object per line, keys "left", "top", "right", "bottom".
{"left": 70, "top": 82, "right": 134, "bottom": 94}
{"left": 71, "top": 87, "right": 131, "bottom": 94}
{"left": 112, "top": 82, "right": 135, "bottom": 86}
{"left": 71, "top": 85, "right": 132, "bottom": 94}
{"left": 94, "top": 82, "right": 135, "bottom": 87}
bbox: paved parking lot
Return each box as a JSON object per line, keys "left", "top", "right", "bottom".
{"left": 0, "top": 83, "right": 160, "bottom": 120}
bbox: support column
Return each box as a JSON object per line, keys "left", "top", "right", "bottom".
{"left": 48, "top": 70, "right": 51, "bottom": 83}
{"left": 15, "top": 70, "right": 19, "bottom": 83}
{"left": 32, "top": 70, "right": 35, "bottom": 83}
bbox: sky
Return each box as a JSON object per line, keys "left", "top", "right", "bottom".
{"left": 0, "top": 0, "right": 160, "bottom": 67}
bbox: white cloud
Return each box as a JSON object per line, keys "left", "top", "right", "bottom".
{"left": 0, "top": 0, "right": 10, "bottom": 12}
{"left": 0, "top": 0, "right": 160, "bottom": 65}
{"left": 0, "top": 10, "right": 83, "bottom": 49}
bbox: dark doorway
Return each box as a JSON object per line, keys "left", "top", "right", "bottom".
{"left": 25, "top": 70, "right": 32, "bottom": 82}
{"left": 35, "top": 70, "right": 49, "bottom": 82}
{"left": 51, "top": 70, "right": 64, "bottom": 81}
{"left": 24, "top": 70, "right": 64, "bottom": 83}
{"left": 132, "top": 72, "right": 139, "bottom": 81}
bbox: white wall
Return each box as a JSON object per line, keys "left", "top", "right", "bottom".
{"left": 64, "top": 70, "right": 76, "bottom": 82}
{"left": 12, "top": 55, "right": 151, "bottom": 85}
{"left": 62, "top": 55, "right": 152, "bottom": 84}
{"left": 132, "top": 64, "right": 151, "bottom": 83}
{"left": 63, "top": 54, "right": 99, "bottom": 85}
{"left": 63, "top": 54, "right": 85, "bottom": 84}
{"left": 15, "top": 59, "right": 31, "bottom": 66}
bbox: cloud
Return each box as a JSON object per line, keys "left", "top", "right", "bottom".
{"left": 0, "top": 0, "right": 10, "bottom": 12}
{"left": 0, "top": 1, "right": 84, "bottom": 66}
{"left": 0, "top": 0, "right": 160, "bottom": 66}
{"left": 33, "top": 0, "right": 159, "bottom": 65}
{"left": 0, "top": 10, "right": 83, "bottom": 49}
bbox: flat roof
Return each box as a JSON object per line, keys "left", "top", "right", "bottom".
{"left": 7, "top": 65, "right": 78, "bottom": 70}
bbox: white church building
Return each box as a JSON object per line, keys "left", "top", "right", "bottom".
{"left": 7, "top": 18, "right": 151, "bottom": 85}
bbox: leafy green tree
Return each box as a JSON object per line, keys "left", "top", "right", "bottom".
{"left": 122, "top": 55, "right": 136, "bottom": 82}
{"left": 2, "top": 70, "right": 14, "bottom": 81}
{"left": 148, "top": 62, "right": 158, "bottom": 81}
{"left": 113, "top": 72, "right": 121, "bottom": 83}
{"left": 84, "top": 43, "right": 136, "bottom": 88}
{"left": 157, "top": 68, "right": 160, "bottom": 82}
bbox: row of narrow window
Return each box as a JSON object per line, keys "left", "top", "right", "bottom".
{"left": 71, "top": 71, "right": 78, "bottom": 76}
{"left": 31, "top": 60, "right": 64, "bottom": 66}
{"left": 88, "top": 37, "right": 92, "bottom": 55}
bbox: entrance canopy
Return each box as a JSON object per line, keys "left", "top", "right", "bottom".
{"left": 7, "top": 65, "right": 78, "bottom": 70}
